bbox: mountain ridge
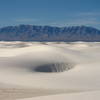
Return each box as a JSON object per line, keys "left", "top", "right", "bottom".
{"left": 0, "top": 25, "right": 100, "bottom": 41}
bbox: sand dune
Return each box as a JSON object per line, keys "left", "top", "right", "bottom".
{"left": 0, "top": 42, "right": 100, "bottom": 100}
{"left": 19, "top": 91, "right": 100, "bottom": 100}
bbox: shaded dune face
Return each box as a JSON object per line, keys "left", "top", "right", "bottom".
{"left": 8, "top": 57, "right": 75, "bottom": 73}
{"left": 5, "top": 53, "right": 76, "bottom": 73}
{"left": 0, "top": 52, "right": 75, "bottom": 73}
{"left": 34, "top": 63, "right": 74, "bottom": 73}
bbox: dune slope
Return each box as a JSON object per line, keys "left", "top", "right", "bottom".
{"left": 0, "top": 42, "right": 100, "bottom": 100}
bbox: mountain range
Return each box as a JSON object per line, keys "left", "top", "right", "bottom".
{"left": 0, "top": 25, "right": 100, "bottom": 41}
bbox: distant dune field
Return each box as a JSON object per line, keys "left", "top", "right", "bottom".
{"left": 0, "top": 42, "right": 100, "bottom": 100}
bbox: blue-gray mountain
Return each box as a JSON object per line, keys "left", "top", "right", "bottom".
{"left": 0, "top": 25, "right": 100, "bottom": 41}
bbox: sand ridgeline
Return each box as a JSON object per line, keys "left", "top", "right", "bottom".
{"left": 0, "top": 42, "right": 100, "bottom": 100}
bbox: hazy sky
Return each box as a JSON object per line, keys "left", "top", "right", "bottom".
{"left": 0, "top": 0, "right": 100, "bottom": 28}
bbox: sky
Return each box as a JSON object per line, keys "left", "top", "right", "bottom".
{"left": 0, "top": 0, "right": 100, "bottom": 29}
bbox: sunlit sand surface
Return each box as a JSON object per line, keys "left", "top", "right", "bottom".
{"left": 0, "top": 42, "right": 100, "bottom": 100}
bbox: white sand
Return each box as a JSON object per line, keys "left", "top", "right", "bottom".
{"left": 19, "top": 91, "right": 100, "bottom": 100}
{"left": 0, "top": 42, "right": 100, "bottom": 100}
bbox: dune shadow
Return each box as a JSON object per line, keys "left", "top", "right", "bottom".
{"left": 34, "top": 63, "right": 74, "bottom": 73}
